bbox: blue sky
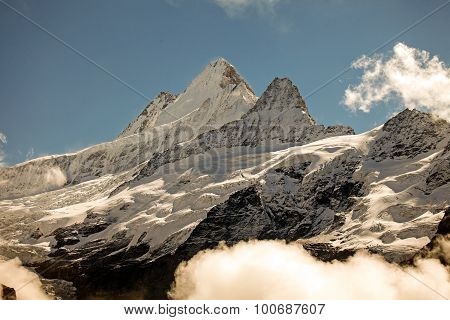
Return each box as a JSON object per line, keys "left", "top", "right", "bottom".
{"left": 0, "top": 0, "right": 449, "bottom": 165}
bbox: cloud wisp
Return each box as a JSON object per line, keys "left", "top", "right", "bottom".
{"left": 170, "top": 239, "right": 450, "bottom": 299}
{"left": 0, "top": 132, "right": 7, "bottom": 167}
{"left": 212, "top": 0, "right": 283, "bottom": 17}
{"left": 165, "top": 0, "right": 290, "bottom": 32}
{"left": 343, "top": 43, "right": 450, "bottom": 121}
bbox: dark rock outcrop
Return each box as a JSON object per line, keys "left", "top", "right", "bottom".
{"left": 1, "top": 285, "right": 16, "bottom": 300}
{"left": 369, "top": 109, "right": 450, "bottom": 161}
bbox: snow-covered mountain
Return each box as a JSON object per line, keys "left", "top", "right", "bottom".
{"left": 0, "top": 58, "right": 448, "bottom": 299}
{"left": 0, "top": 59, "right": 256, "bottom": 200}
{"left": 118, "top": 58, "right": 256, "bottom": 139}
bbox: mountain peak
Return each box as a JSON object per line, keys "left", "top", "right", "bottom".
{"left": 198, "top": 58, "right": 255, "bottom": 94}
{"left": 246, "top": 77, "right": 313, "bottom": 123}
{"left": 384, "top": 108, "right": 449, "bottom": 132}
{"left": 270, "top": 77, "right": 293, "bottom": 85}
{"left": 119, "top": 58, "right": 257, "bottom": 135}
{"left": 209, "top": 57, "right": 232, "bottom": 67}
{"left": 369, "top": 108, "right": 450, "bottom": 161}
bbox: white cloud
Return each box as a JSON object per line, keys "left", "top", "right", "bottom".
{"left": 170, "top": 239, "right": 450, "bottom": 299}
{"left": 0, "top": 257, "right": 50, "bottom": 300}
{"left": 212, "top": 0, "right": 282, "bottom": 17}
{"left": 0, "top": 132, "right": 6, "bottom": 167}
{"left": 343, "top": 43, "right": 450, "bottom": 121}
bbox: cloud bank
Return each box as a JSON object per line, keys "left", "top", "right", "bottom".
{"left": 343, "top": 43, "right": 450, "bottom": 121}
{"left": 0, "top": 258, "right": 50, "bottom": 300}
{"left": 170, "top": 239, "right": 450, "bottom": 299}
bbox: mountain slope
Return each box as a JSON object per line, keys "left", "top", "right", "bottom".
{"left": 118, "top": 92, "right": 176, "bottom": 138}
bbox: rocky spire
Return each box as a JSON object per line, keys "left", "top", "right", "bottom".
{"left": 243, "top": 77, "right": 316, "bottom": 127}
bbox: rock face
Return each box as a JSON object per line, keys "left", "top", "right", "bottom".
{"left": 369, "top": 109, "right": 450, "bottom": 161}
{"left": 0, "top": 58, "right": 449, "bottom": 299}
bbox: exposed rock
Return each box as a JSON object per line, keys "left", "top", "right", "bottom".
{"left": 41, "top": 278, "right": 77, "bottom": 300}
{"left": 1, "top": 285, "right": 16, "bottom": 300}
{"left": 369, "top": 109, "right": 450, "bottom": 161}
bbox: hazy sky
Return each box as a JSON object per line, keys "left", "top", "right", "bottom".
{"left": 1, "top": 0, "right": 449, "bottom": 165}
